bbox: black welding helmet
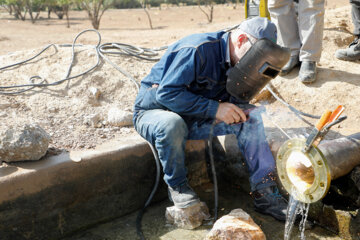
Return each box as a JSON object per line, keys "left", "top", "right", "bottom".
{"left": 226, "top": 38, "right": 290, "bottom": 102}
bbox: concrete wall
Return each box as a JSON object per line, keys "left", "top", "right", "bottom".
{"left": 0, "top": 135, "right": 210, "bottom": 240}
{"left": 1, "top": 128, "right": 359, "bottom": 239}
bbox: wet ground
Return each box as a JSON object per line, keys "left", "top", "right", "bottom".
{"left": 63, "top": 182, "right": 343, "bottom": 240}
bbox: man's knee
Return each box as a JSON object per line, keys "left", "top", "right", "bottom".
{"left": 158, "top": 113, "right": 188, "bottom": 142}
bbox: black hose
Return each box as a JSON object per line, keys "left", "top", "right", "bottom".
{"left": 136, "top": 141, "right": 161, "bottom": 240}
{"left": 208, "top": 120, "right": 219, "bottom": 222}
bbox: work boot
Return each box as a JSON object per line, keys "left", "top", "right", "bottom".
{"left": 280, "top": 55, "right": 300, "bottom": 76}
{"left": 251, "top": 186, "right": 288, "bottom": 221}
{"left": 168, "top": 183, "right": 200, "bottom": 209}
{"left": 299, "top": 61, "right": 316, "bottom": 83}
{"left": 335, "top": 36, "right": 360, "bottom": 61}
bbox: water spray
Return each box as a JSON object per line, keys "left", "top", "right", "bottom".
{"left": 275, "top": 105, "right": 360, "bottom": 203}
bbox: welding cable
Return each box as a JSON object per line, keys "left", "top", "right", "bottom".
{"left": 265, "top": 84, "right": 321, "bottom": 119}
{"left": 99, "top": 42, "right": 167, "bottom": 61}
{"left": 98, "top": 50, "right": 140, "bottom": 91}
{"left": 0, "top": 44, "right": 58, "bottom": 71}
{"left": 208, "top": 120, "right": 219, "bottom": 222}
{"left": 136, "top": 141, "right": 161, "bottom": 240}
{"left": 98, "top": 42, "right": 167, "bottom": 91}
{"left": 0, "top": 31, "right": 167, "bottom": 95}
{"left": 0, "top": 29, "right": 101, "bottom": 95}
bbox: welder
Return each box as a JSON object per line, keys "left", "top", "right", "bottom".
{"left": 133, "top": 17, "right": 290, "bottom": 221}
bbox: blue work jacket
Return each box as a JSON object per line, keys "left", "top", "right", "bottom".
{"left": 133, "top": 30, "right": 232, "bottom": 122}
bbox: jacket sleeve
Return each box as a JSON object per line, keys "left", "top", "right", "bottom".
{"left": 156, "top": 47, "right": 219, "bottom": 119}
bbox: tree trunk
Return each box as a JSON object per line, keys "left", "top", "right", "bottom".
{"left": 143, "top": 7, "right": 153, "bottom": 29}
{"left": 92, "top": 19, "right": 100, "bottom": 30}
{"left": 209, "top": 5, "right": 213, "bottom": 23}
{"left": 64, "top": 6, "right": 70, "bottom": 28}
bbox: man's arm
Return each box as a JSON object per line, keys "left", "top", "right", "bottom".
{"left": 216, "top": 102, "right": 247, "bottom": 124}
{"left": 156, "top": 47, "right": 219, "bottom": 119}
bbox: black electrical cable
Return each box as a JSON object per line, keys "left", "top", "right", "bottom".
{"left": 208, "top": 120, "right": 219, "bottom": 222}
{"left": 136, "top": 142, "right": 161, "bottom": 240}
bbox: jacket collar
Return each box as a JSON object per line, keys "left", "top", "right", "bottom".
{"left": 220, "top": 31, "right": 231, "bottom": 70}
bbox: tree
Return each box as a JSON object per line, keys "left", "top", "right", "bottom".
{"left": 141, "top": 0, "right": 153, "bottom": 29}
{"left": 57, "top": 0, "right": 71, "bottom": 27}
{"left": 25, "top": 0, "right": 45, "bottom": 23}
{"left": 5, "top": 0, "right": 27, "bottom": 20}
{"left": 79, "top": 0, "right": 113, "bottom": 30}
{"left": 198, "top": 0, "right": 214, "bottom": 23}
{"left": 0, "top": 0, "right": 13, "bottom": 15}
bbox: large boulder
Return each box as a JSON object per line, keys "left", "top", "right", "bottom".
{"left": 205, "top": 208, "right": 266, "bottom": 240}
{"left": 0, "top": 123, "right": 50, "bottom": 162}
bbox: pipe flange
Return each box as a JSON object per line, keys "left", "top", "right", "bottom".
{"left": 276, "top": 138, "right": 331, "bottom": 203}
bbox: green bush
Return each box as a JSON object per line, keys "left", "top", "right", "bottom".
{"left": 113, "top": 0, "right": 141, "bottom": 9}
{"left": 146, "top": 0, "right": 161, "bottom": 7}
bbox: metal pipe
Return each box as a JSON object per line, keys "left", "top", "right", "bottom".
{"left": 276, "top": 133, "right": 360, "bottom": 203}
{"left": 318, "top": 133, "right": 360, "bottom": 180}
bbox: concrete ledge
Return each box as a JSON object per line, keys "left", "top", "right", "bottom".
{"left": 2, "top": 127, "right": 357, "bottom": 239}
{"left": 0, "top": 135, "right": 209, "bottom": 240}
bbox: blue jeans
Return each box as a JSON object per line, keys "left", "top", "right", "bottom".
{"left": 134, "top": 109, "right": 276, "bottom": 191}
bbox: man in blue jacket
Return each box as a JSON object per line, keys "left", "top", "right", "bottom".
{"left": 133, "top": 17, "right": 288, "bottom": 221}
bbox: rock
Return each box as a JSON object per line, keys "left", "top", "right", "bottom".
{"left": 89, "top": 87, "right": 101, "bottom": 100}
{"left": 165, "top": 201, "right": 210, "bottom": 229}
{"left": 205, "top": 208, "right": 266, "bottom": 240}
{"left": 87, "top": 87, "right": 102, "bottom": 106}
{"left": 0, "top": 123, "right": 50, "bottom": 162}
{"left": 83, "top": 113, "right": 102, "bottom": 128}
{"left": 107, "top": 108, "right": 133, "bottom": 127}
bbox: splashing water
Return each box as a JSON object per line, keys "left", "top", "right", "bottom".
{"left": 284, "top": 188, "right": 310, "bottom": 240}
{"left": 298, "top": 202, "right": 310, "bottom": 239}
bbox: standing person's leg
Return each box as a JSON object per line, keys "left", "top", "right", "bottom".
{"left": 351, "top": 0, "right": 360, "bottom": 36}
{"left": 335, "top": 0, "right": 360, "bottom": 61}
{"left": 297, "top": 0, "right": 325, "bottom": 83}
{"left": 268, "top": 0, "right": 301, "bottom": 75}
{"left": 134, "top": 109, "right": 200, "bottom": 208}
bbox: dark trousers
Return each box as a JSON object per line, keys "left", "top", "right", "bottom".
{"left": 350, "top": 0, "right": 360, "bottom": 35}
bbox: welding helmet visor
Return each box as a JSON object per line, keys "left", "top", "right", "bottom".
{"left": 226, "top": 38, "right": 290, "bottom": 102}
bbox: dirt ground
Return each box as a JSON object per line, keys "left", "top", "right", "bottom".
{"left": 0, "top": 1, "right": 358, "bottom": 150}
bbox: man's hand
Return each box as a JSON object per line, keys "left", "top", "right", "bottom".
{"left": 215, "top": 102, "right": 247, "bottom": 124}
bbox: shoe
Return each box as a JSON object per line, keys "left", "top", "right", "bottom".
{"left": 335, "top": 36, "right": 360, "bottom": 61}
{"left": 280, "top": 55, "right": 300, "bottom": 76}
{"left": 168, "top": 183, "right": 200, "bottom": 209}
{"left": 299, "top": 61, "right": 316, "bottom": 83}
{"left": 251, "top": 186, "right": 288, "bottom": 221}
